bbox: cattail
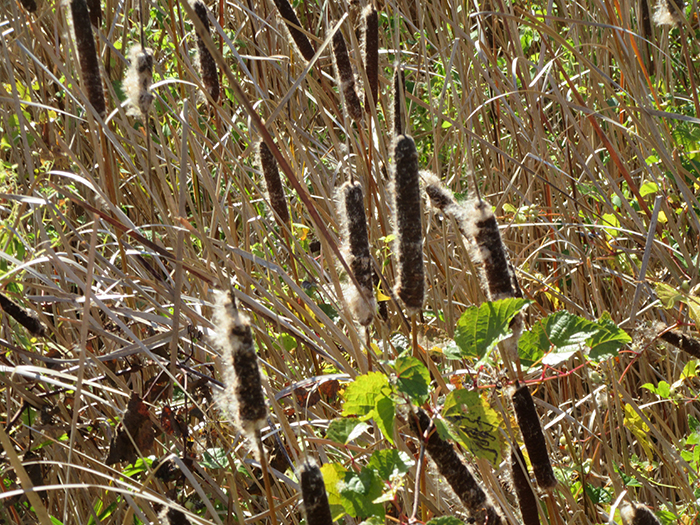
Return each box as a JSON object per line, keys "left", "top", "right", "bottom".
{"left": 69, "top": 0, "right": 106, "bottom": 117}
{"left": 256, "top": 141, "right": 290, "bottom": 227}
{"left": 392, "top": 66, "right": 405, "bottom": 136}
{"left": 0, "top": 293, "right": 47, "bottom": 337}
{"left": 158, "top": 507, "right": 192, "bottom": 525}
{"left": 620, "top": 503, "right": 662, "bottom": 525}
{"left": 298, "top": 460, "right": 333, "bottom": 525}
{"left": 214, "top": 291, "right": 267, "bottom": 441}
{"left": 511, "top": 384, "right": 557, "bottom": 490}
{"left": 272, "top": 0, "right": 315, "bottom": 62}
{"left": 409, "top": 408, "right": 504, "bottom": 525}
{"left": 19, "top": 0, "right": 37, "bottom": 13}
{"left": 510, "top": 447, "right": 541, "bottom": 525}
{"left": 190, "top": 0, "right": 219, "bottom": 103}
{"left": 338, "top": 180, "right": 376, "bottom": 326}
{"left": 656, "top": 323, "right": 700, "bottom": 359}
{"left": 361, "top": 5, "right": 378, "bottom": 110}
{"left": 332, "top": 29, "right": 363, "bottom": 122}
{"left": 653, "top": 0, "right": 685, "bottom": 26}
{"left": 422, "top": 170, "right": 469, "bottom": 238}
{"left": 86, "top": 0, "right": 101, "bottom": 26}
{"left": 124, "top": 45, "right": 154, "bottom": 117}
{"left": 392, "top": 135, "right": 424, "bottom": 316}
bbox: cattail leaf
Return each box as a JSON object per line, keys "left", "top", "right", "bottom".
{"left": 339, "top": 467, "right": 385, "bottom": 519}
{"left": 367, "top": 449, "right": 414, "bottom": 480}
{"left": 440, "top": 389, "right": 505, "bottom": 466}
{"left": 454, "top": 298, "right": 529, "bottom": 360}
{"left": 341, "top": 371, "right": 392, "bottom": 420}
{"left": 426, "top": 518, "right": 466, "bottom": 525}
{"left": 320, "top": 462, "right": 348, "bottom": 520}
{"left": 394, "top": 356, "right": 430, "bottom": 404}
{"left": 326, "top": 417, "right": 370, "bottom": 445}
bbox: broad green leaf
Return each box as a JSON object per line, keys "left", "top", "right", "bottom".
{"left": 359, "top": 517, "right": 384, "bottom": 525}
{"left": 427, "top": 517, "right": 465, "bottom": 525}
{"left": 326, "top": 418, "right": 370, "bottom": 445}
{"left": 201, "top": 448, "right": 230, "bottom": 469}
{"left": 340, "top": 467, "right": 385, "bottom": 519}
{"left": 682, "top": 360, "right": 698, "bottom": 380}
{"left": 394, "top": 356, "right": 430, "bottom": 404}
{"left": 686, "top": 296, "right": 700, "bottom": 329}
{"left": 321, "top": 462, "right": 348, "bottom": 521}
{"left": 654, "top": 282, "right": 683, "bottom": 309}
{"left": 342, "top": 372, "right": 392, "bottom": 420}
{"left": 639, "top": 181, "right": 658, "bottom": 197}
{"left": 454, "top": 298, "right": 529, "bottom": 359}
{"left": 367, "top": 449, "right": 414, "bottom": 480}
{"left": 374, "top": 395, "right": 396, "bottom": 444}
{"left": 642, "top": 381, "right": 672, "bottom": 399}
{"left": 624, "top": 404, "right": 654, "bottom": 461}
{"left": 587, "top": 312, "right": 631, "bottom": 360}
{"left": 441, "top": 390, "right": 504, "bottom": 465}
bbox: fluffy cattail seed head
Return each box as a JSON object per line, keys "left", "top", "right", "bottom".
{"left": 422, "top": 171, "right": 469, "bottom": 238}
{"left": 298, "top": 460, "right": 333, "bottom": 525}
{"left": 332, "top": 29, "right": 363, "bottom": 122}
{"left": 158, "top": 507, "right": 192, "bottom": 525}
{"left": 256, "top": 141, "right": 290, "bottom": 227}
{"left": 392, "top": 135, "right": 424, "bottom": 316}
{"left": 361, "top": 5, "right": 378, "bottom": 110}
{"left": 124, "top": 45, "right": 154, "bottom": 117}
{"left": 510, "top": 447, "right": 541, "bottom": 525}
{"left": 69, "top": 0, "right": 106, "bottom": 117}
{"left": 392, "top": 66, "right": 405, "bottom": 136}
{"left": 620, "top": 503, "right": 662, "bottom": 525}
{"left": 190, "top": 0, "right": 219, "bottom": 103}
{"left": 214, "top": 291, "right": 267, "bottom": 441}
{"left": 338, "top": 180, "right": 376, "bottom": 326}
{"left": 272, "top": 0, "right": 316, "bottom": 62}
{"left": 653, "top": 0, "right": 685, "bottom": 26}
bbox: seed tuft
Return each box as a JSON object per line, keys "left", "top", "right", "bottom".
{"left": 653, "top": 0, "right": 685, "bottom": 26}
{"left": 124, "top": 45, "right": 154, "bottom": 117}
{"left": 620, "top": 502, "right": 662, "bottom": 525}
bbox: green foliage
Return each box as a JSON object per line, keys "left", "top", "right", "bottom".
{"left": 342, "top": 372, "right": 395, "bottom": 443}
{"left": 326, "top": 418, "right": 370, "bottom": 445}
{"left": 367, "top": 449, "right": 414, "bottom": 480}
{"left": 426, "top": 517, "right": 465, "bottom": 525}
{"left": 393, "top": 356, "right": 430, "bottom": 404}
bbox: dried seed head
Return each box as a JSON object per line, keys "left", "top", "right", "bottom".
{"left": 256, "top": 141, "right": 290, "bottom": 227}
{"left": 653, "top": 0, "right": 685, "bottom": 26}
{"left": 338, "top": 180, "right": 376, "bottom": 326}
{"left": 298, "top": 460, "right": 333, "bottom": 525}
{"left": 392, "top": 135, "right": 424, "bottom": 316}
{"left": 19, "top": 0, "right": 37, "bottom": 12}
{"left": 620, "top": 503, "right": 662, "bottom": 525}
{"left": 213, "top": 291, "right": 267, "bottom": 441}
{"left": 332, "top": 29, "right": 363, "bottom": 122}
{"left": 361, "top": 5, "right": 378, "bottom": 110}
{"left": 422, "top": 171, "right": 469, "bottom": 238}
{"left": 0, "top": 293, "right": 47, "bottom": 338}
{"left": 124, "top": 45, "right": 154, "bottom": 117}
{"left": 392, "top": 66, "right": 405, "bottom": 136}
{"left": 409, "top": 409, "right": 504, "bottom": 525}
{"left": 656, "top": 323, "right": 700, "bottom": 359}
{"left": 272, "top": 0, "right": 316, "bottom": 62}
{"left": 190, "top": 0, "right": 219, "bottom": 103}
{"left": 510, "top": 447, "right": 541, "bottom": 525}
{"left": 511, "top": 384, "right": 557, "bottom": 490}
{"left": 86, "top": 0, "right": 101, "bottom": 26}
{"left": 158, "top": 506, "right": 192, "bottom": 525}
{"left": 69, "top": 0, "right": 106, "bottom": 117}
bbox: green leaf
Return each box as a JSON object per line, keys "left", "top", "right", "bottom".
{"left": 326, "top": 418, "right": 370, "bottom": 445}
{"left": 639, "top": 181, "right": 658, "bottom": 197}
{"left": 394, "top": 356, "right": 430, "bottom": 404}
{"left": 441, "top": 390, "right": 504, "bottom": 465}
{"left": 342, "top": 372, "right": 392, "bottom": 420}
{"left": 201, "top": 448, "right": 230, "bottom": 469}
{"left": 321, "top": 462, "right": 348, "bottom": 521}
{"left": 340, "top": 467, "right": 385, "bottom": 519}
{"left": 587, "top": 312, "right": 631, "bottom": 360}
{"left": 454, "top": 298, "right": 530, "bottom": 359}
{"left": 374, "top": 395, "right": 396, "bottom": 444}
{"left": 654, "top": 282, "right": 684, "bottom": 309}
{"left": 359, "top": 517, "right": 385, "bottom": 525}
{"left": 367, "top": 449, "right": 414, "bottom": 480}
{"left": 642, "top": 381, "right": 672, "bottom": 399}
{"left": 427, "top": 517, "right": 465, "bottom": 525}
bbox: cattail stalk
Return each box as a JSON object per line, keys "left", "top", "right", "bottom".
{"left": 511, "top": 384, "right": 557, "bottom": 490}
{"left": 0, "top": 293, "right": 46, "bottom": 337}
{"left": 620, "top": 503, "right": 662, "bottom": 525}
{"left": 511, "top": 447, "right": 541, "bottom": 525}
{"left": 338, "top": 181, "right": 376, "bottom": 326}
{"left": 392, "top": 135, "right": 424, "bottom": 316}
{"left": 298, "top": 460, "right": 333, "bottom": 525}
{"left": 272, "top": 0, "right": 315, "bottom": 62}
{"left": 657, "top": 323, "right": 700, "bottom": 359}
{"left": 361, "top": 6, "right": 378, "bottom": 109}
{"left": 332, "top": 29, "right": 363, "bottom": 123}
{"left": 257, "top": 141, "right": 290, "bottom": 228}
{"left": 392, "top": 66, "right": 405, "bottom": 136}
{"left": 124, "top": 45, "right": 154, "bottom": 117}
{"left": 409, "top": 409, "right": 504, "bottom": 525}
{"left": 191, "top": 0, "right": 219, "bottom": 103}
{"left": 69, "top": 0, "right": 106, "bottom": 117}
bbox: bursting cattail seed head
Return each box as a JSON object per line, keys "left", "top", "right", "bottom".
{"left": 190, "top": 0, "right": 219, "bottom": 103}
{"left": 392, "top": 66, "right": 405, "bottom": 136}
{"left": 0, "top": 293, "right": 47, "bottom": 338}
{"left": 392, "top": 135, "right": 424, "bottom": 316}
{"left": 409, "top": 409, "right": 504, "bottom": 525}
{"left": 510, "top": 447, "right": 541, "bottom": 525}
{"left": 272, "top": 0, "right": 316, "bottom": 62}
{"left": 620, "top": 503, "right": 662, "bottom": 525}
{"left": 256, "top": 141, "right": 290, "bottom": 227}
{"left": 511, "top": 384, "right": 557, "bottom": 490}
{"left": 653, "top": 0, "right": 685, "bottom": 26}
{"left": 298, "top": 460, "right": 333, "bottom": 525}
{"left": 69, "top": 0, "right": 106, "bottom": 117}
{"left": 338, "top": 180, "right": 376, "bottom": 326}
{"left": 213, "top": 291, "right": 267, "bottom": 441}
{"left": 332, "top": 28, "right": 363, "bottom": 122}
{"left": 361, "top": 5, "right": 378, "bottom": 110}
{"left": 124, "top": 45, "right": 154, "bottom": 117}
{"left": 422, "top": 171, "right": 469, "bottom": 238}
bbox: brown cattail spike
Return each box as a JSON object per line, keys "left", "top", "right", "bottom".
{"left": 338, "top": 181, "right": 376, "bottom": 326}
{"left": 257, "top": 141, "right": 290, "bottom": 227}
{"left": 0, "top": 293, "right": 47, "bottom": 337}
{"left": 158, "top": 507, "right": 192, "bottom": 525}
{"left": 422, "top": 171, "right": 469, "bottom": 238}
{"left": 656, "top": 324, "right": 700, "bottom": 358}
{"left": 191, "top": 0, "right": 219, "bottom": 103}
{"left": 392, "top": 135, "right": 424, "bottom": 316}
{"left": 124, "top": 45, "right": 154, "bottom": 116}
{"left": 409, "top": 409, "right": 504, "bottom": 525}
{"left": 69, "top": 0, "right": 106, "bottom": 117}
{"left": 392, "top": 66, "right": 405, "bottom": 136}
{"left": 361, "top": 6, "right": 378, "bottom": 109}
{"left": 214, "top": 291, "right": 267, "bottom": 440}
{"left": 332, "top": 29, "right": 363, "bottom": 122}
{"left": 620, "top": 503, "right": 662, "bottom": 525}
{"left": 86, "top": 0, "right": 101, "bottom": 26}
{"left": 511, "top": 384, "right": 557, "bottom": 490}
{"left": 298, "top": 460, "right": 333, "bottom": 525}
{"left": 653, "top": 0, "right": 685, "bottom": 26}
{"left": 272, "top": 0, "right": 316, "bottom": 62}
{"left": 19, "top": 0, "right": 37, "bottom": 12}
{"left": 510, "top": 447, "right": 541, "bottom": 525}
